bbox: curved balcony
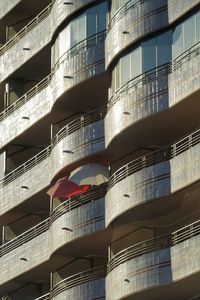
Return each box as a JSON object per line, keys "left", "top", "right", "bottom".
{"left": 106, "top": 127, "right": 200, "bottom": 226}
{"left": 0, "top": 0, "right": 98, "bottom": 82}
{"left": 0, "top": 0, "right": 21, "bottom": 20}
{"left": 0, "top": 109, "right": 105, "bottom": 217}
{"left": 51, "top": 108, "right": 105, "bottom": 178}
{"left": 106, "top": 235, "right": 171, "bottom": 300}
{"left": 50, "top": 266, "right": 106, "bottom": 300}
{"left": 0, "top": 219, "right": 49, "bottom": 286}
{"left": 105, "top": 41, "right": 200, "bottom": 149}
{"left": 0, "top": 31, "right": 106, "bottom": 150}
{"left": 171, "top": 219, "right": 200, "bottom": 281}
{"left": 50, "top": 185, "right": 106, "bottom": 255}
{"left": 106, "top": 0, "right": 168, "bottom": 68}
{"left": 168, "top": 0, "right": 200, "bottom": 24}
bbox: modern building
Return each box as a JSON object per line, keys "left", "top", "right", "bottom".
{"left": 0, "top": 0, "right": 199, "bottom": 299}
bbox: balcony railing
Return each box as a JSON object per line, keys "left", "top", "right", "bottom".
{"left": 0, "top": 218, "right": 49, "bottom": 257}
{"left": 34, "top": 293, "right": 50, "bottom": 300}
{"left": 107, "top": 234, "right": 171, "bottom": 273}
{"left": 52, "top": 108, "right": 105, "bottom": 147}
{"left": 0, "top": 31, "right": 106, "bottom": 124}
{"left": 108, "top": 41, "right": 200, "bottom": 110}
{"left": 50, "top": 184, "right": 107, "bottom": 223}
{"left": 0, "top": 145, "right": 51, "bottom": 187}
{"left": 172, "top": 219, "right": 200, "bottom": 245}
{"left": 50, "top": 266, "right": 106, "bottom": 298}
{"left": 0, "top": 2, "right": 53, "bottom": 56}
{"left": 109, "top": 126, "right": 200, "bottom": 190}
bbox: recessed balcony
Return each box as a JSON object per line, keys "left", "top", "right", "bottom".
{"left": 106, "top": 0, "right": 168, "bottom": 68}
{"left": 0, "top": 31, "right": 106, "bottom": 150}
{"left": 105, "top": 41, "right": 200, "bottom": 152}
{"left": 106, "top": 127, "right": 200, "bottom": 227}
{"left": 0, "top": 219, "right": 50, "bottom": 286}
{"left": 50, "top": 266, "right": 106, "bottom": 300}
{"left": 0, "top": 109, "right": 105, "bottom": 218}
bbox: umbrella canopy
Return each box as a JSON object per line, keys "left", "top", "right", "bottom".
{"left": 69, "top": 164, "right": 109, "bottom": 186}
{"left": 47, "top": 177, "right": 90, "bottom": 198}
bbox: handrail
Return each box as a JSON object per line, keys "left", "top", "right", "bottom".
{"left": 172, "top": 219, "right": 200, "bottom": 245}
{"left": 50, "top": 266, "right": 106, "bottom": 298}
{"left": 109, "top": 125, "right": 200, "bottom": 189}
{"left": 52, "top": 108, "right": 106, "bottom": 147}
{"left": 0, "top": 108, "right": 104, "bottom": 188}
{"left": 0, "top": 218, "right": 50, "bottom": 258}
{"left": 34, "top": 293, "right": 50, "bottom": 300}
{"left": 0, "top": 2, "right": 53, "bottom": 56}
{"left": 108, "top": 40, "right": 200, "bottom": 110}
{"left": 107, "top": 234, "right": 171, "bottom": 273}
{"left": 53, "top": 30, "right": 107, "bottom": 72}
{"left": 108, "top": 148, "right": 171, "bottom": 189}
{"left": 108, "top": 0, "right": 141, "bottom": 31}
{"left": 0, "top": 145, "right": 52, "bottom": 187}
{"left": 50, "top": 184, "right": 107, "bottom": 224}
{"left": 0, "top": 31, "right": 106, "bottom": 122}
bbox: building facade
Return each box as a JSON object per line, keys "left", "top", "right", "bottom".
{"left": 0, "top": 0, "right": 199, "bottom": 299}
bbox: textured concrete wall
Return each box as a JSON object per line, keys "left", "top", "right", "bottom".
{"left": 168, "top": 0, "right": 200, "bottom": 24}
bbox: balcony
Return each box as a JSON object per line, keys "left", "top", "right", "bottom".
{"left": 50, "top": 185, "right": 106, "bottom": 255}
{"left": 50, "top": 266, "right": 106, "bottom": 300}
{"left": 106, "top": 0, "right": 168, "bottom": 68}
{"left": 0, "top": 31, "right": 106, "bottom": 150}
{"left": 106, "top": 235, "right": 172, "bottom": 300}
{"left": 51, "top": 108, "right": 105, "bottom": 178}
{"left": 0, "top": 219, "right": 49, "bottom": 286}
{"left": 0, "top": 3, "right": 52, "bottom": 82}
{"left": 105, "top": 41, "right": 200, "bottom": 150}
{"left": 0, "top": 109, "right": 105, "bottom": 217}
{"left": 168, "top": 0, "right": 200, "bottom": 24}
{"left": 106, "top": 128, "right": 200, "bottom": 226}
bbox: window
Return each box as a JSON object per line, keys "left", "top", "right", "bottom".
{"left": 142, "top": 38, "right": 156, "bottom": 73}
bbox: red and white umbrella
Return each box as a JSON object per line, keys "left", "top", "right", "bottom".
{"left": 69, "top": 164, "right": 109, "bottom": 186}
{"left": 47, "top": 177, "right": 90, "bottom": 198}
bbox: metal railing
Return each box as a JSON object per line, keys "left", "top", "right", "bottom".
{"left": 0, "top": 2, "right": 52, "bottom": 56}
{"left": 108, "top": 40, "right": 200, "bottom": 110}
{"left": 0, "top": 74, "right": 52, "bottom": 121}
{"left": 107, "top": 234, "right": 171, "bottom": 273}
{"left": 52, "top": 108, "right": 105, "bottom": 147}
{"left": 108, "top": 0, "right": 141, "bottom": 31}
{"left": 0, "top": 31, "right": 106, "bottom": 122}
{"left": 0, "top": 218, "right": 50, "bottom": 257}
{"left": 50, "top": 266, "right": 106, "bottom": 298}
{"left": 0, "top": 145, "right": 51, "bottom": 187}
{"left": 108, "top": 148, "right": 171, "bottom": 189}
{"left": 50, "top": 184, "right": 107, "bottom": 223}
{"left": 34, "top": 293, "right": 50, "bottom": 300}
{"left": 172, "top": 219, "right": 200, "bottom": 245}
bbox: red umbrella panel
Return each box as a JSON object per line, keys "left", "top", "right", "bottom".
{"left": 47, "top": 177, "right": 90, "bottom": 198}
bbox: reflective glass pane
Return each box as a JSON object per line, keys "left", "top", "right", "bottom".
{"left": 184, "top": 14, "right": 195, "bottom": 50}
{"left": 157, "top": 30, "right": 172, "bottom": 66}
{"left": 87, "top": 6, "right": 97, "bottom": 37}
{"left": 97, "top": 2, "right": 107, "bottom": 32}
{"left": 172, "top": 23, "right": 183, "bottom": 59}
{"left": 196, "top": 11, "right": 200, "bottom": 42}
{"left": 121, "top": 54, "right": 130, "bottom": 85}
{"left": 70, "top": 20, "right": 78, "bottom": 47}
{"left": 142, "top": 37, "right": 156, "bottom": 72}
{"left": 78, "top": 13, "right": 86, "bottom": 42}
{"left": 131, "top": 46, "right": 141, "bottom": 79}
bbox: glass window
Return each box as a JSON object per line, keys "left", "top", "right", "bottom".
{"left": 70, "top": 19, "right": 78, "bottom": 47}
{"left": 115, "top": 63, "right": 120, "bottom": 90}
{"left": 184, "top": 14, "right": 195, "bottom": 50}
{"left": 131, "top": 46, "right": 141, "bottom": 79}
{"left": 97, "top": 2, "right": 107, "bottom": 32}
{"left": 142, "top": 37, "right": 156, "bottom": 72}
{"left": 172, "top": 23, "right": 183, "bottom": 59}
{"left": 120, "top": 54, "right": 130, "bottom": 85}
{"left": 157, "top": 30, "right": 172, "bottom": 66}
{"left": 87, "top": 6, "right": 96, "bottom": 37}
{"left": 78, "top": 13, "right": 86, "bottom": 42}
{"left": 196, "top": 11, "right": 200, "bottom": 43}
